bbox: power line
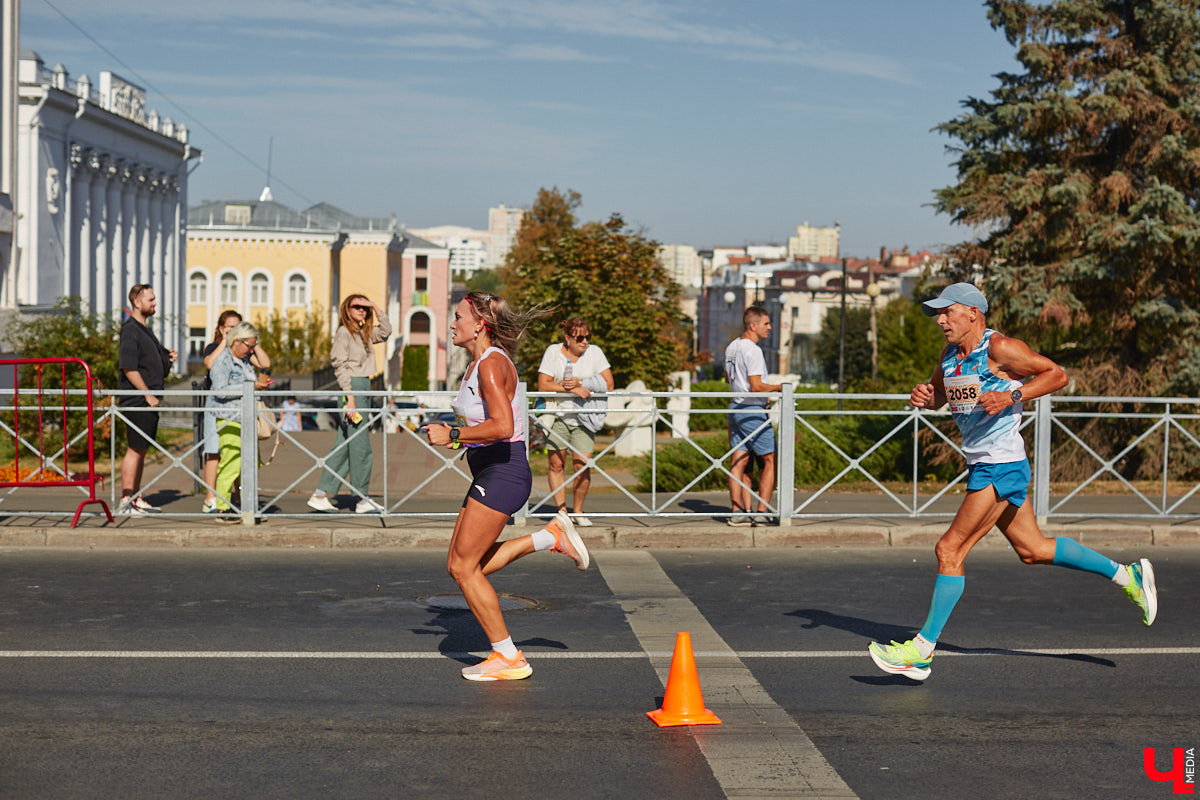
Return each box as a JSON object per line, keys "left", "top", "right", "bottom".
{"left": 38, "top": 0, "right": 318, "bottom": 208}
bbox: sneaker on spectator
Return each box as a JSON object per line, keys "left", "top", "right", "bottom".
{"left": 573, "top": 515, "right": 593, "bottom": 527}
{"left": 726, "top": 514, "right": 752, "bottom": 527}
{"left": 355, "top": 497, "right": 384, "bottom": 514}
{"left": 117, "top": 497, "right": 148, "bottom": 517}
{"left": 306, "top": 494, "right": 337, "bottom": 513}
{"left": 132, "top": 496, "right": 160, "bottom": 513}
{"left": 201, "top": 498, "right": 220, "bottom": 514}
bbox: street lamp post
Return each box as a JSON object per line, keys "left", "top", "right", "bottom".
{"left": 837, "top": 258, "right": 847, "bottom": 410}
{"left": 866, "top": 281, "right": 881, "bottom": 380}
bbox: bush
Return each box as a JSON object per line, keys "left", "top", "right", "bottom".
{"left": 401, "top": 345, "right": 430, "bottom": 391}
{"left": 686, "top": 379, "right": 732, "bottom": 433}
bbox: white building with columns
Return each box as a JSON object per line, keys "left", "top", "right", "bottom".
{"left": 12, "top": 51, "right": 200, "bottom": 365}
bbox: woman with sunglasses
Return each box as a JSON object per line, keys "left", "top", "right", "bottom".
{"left": 307, "top": 295, "right": 391, "bottom": 514}
{"left": 425, "top": 291, "right": 589, "bottom": 682}
{"left": 536, "top": 317, "right": 614, "bottom": 526}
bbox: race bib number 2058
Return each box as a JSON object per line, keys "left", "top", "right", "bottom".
{"left": 944, "top": 374, "right": 981, "bottom": 414}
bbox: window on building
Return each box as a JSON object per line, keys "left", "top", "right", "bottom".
{"left": 416, "top": 255, "right": 428, "bottom": 270}
{"left": 410, "top": 311, "right": 431, "bottom": 334}
{"left": 188, "top": 272, "right": 208, "bottom": 305}
{"left": 188, "top": 327, "right": 207, "bottom": 362}
{"left": 287, "top": 274, "right": 308, "bottom": 306}
{"left": 250, "top": 273, "right": 269, "bottom": 306}
{"left": 415, "top": 276, "right": 427, "bottom": 292}
{"left": 219, "top": 273, "right": 240, "bottom": 306}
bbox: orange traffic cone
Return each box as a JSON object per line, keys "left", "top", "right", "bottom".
{"left": 646, "top": 631, "right": 721, "bottom": 727}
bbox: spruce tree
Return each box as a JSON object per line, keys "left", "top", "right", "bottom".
{"left": 935, "top": 0, "right": 1200, "bottom": 393}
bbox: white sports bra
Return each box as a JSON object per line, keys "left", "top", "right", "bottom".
{"left": 451, "top": 347, "right": 525, "bottom": 446}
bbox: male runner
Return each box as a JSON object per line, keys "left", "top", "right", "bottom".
{"left": 868, "top": 282, "right": 1157, "bottom": 681}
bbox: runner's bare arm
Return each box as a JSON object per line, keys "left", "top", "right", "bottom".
{"left": 981, "top": 334, "right": 1068, "bottom": 415}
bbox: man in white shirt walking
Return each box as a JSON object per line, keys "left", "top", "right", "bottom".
{"left": 724, "top": 306, "right": 783, "bottom": 526}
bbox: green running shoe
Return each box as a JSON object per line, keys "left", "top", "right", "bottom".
{"left": 868, "top": 638, "right": 932, "bottom": 680}
{"left": 1122, "top": 558, "right": 1157, "bottom": 626}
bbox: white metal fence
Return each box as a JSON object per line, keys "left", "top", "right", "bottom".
{"left": 4, "top": 385, "right": 1200, "bottom": 524}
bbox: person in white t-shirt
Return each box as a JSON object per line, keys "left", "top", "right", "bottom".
{"left": 724, "top": 306, "right": 783, "bottom": 527}
{"left": 537, "top": 317, "right": 614, "bottom": 526}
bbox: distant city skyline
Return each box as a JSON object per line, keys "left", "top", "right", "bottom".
{"left": 22, "top": 1, "right": 1017, "bottom": 258}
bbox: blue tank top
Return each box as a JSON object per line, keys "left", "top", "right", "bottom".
{"left": 941, "top": 329, "right": 1024, "bottom": 465}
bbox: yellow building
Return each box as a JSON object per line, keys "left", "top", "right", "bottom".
{"left": 186, "top": 199, "right": 451, "bottom": 388}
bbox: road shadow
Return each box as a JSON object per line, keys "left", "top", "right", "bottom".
{"left": 412, "top": 608, "right": 568, "bottom": 665}
{"left": 679, "top": 498, "right": 729, "bottom": 518}
{"left": 787, "top": 608, "right": 1116, "bottom": 669}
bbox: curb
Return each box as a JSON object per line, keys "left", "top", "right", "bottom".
{"left": 1, "top": 524, "right": 1195, "bottom": 550}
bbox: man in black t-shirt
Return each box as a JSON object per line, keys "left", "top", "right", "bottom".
{"left": 117, "top": 284, "right": 176, "bottom": 515}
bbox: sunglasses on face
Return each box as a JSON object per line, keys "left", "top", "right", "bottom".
{"left": 350, "top": 305, "right": 371, "bottom": 311}
{"left": 570, "top": 334, "right": 590, "bottom": 342}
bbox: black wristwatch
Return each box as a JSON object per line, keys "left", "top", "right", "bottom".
{"left": 449, "top": 427, "right": 460, "bottom": 441}
{"left": 1010, "top": 388, "right": 1023, "bottom": 404}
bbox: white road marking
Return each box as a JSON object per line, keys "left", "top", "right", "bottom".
{"left": 0, "top": 647, "right": 1194, "bottom": 659}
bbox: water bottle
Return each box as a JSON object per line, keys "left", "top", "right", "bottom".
{"left": 564, "top": 360, "right": 573, "bottom": 383}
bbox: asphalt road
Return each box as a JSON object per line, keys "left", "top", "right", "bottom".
{"left": 0, "top": 546, "right": 1195, "bottom": 799}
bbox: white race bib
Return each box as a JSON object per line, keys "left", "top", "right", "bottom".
{"left": 944, "top": 373, "right": 982, "bottom": 414}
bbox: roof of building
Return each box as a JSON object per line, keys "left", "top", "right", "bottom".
{"left": 188, "top": 199, "right": 397, "bottom": 232}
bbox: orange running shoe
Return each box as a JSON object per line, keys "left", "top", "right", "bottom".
{"left": 549, "top": 510, "right": 590, "bottom": 570}
{"left": 461, "top": 650, "right": 533, "bottom": 681}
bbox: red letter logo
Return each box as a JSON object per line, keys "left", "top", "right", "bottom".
{"left": 1145, "top": 748, "right": 1195, "bottom": 795}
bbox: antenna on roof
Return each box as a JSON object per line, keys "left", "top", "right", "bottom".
{"left": 258, "top": 136, "right": 274, "bottom": 202}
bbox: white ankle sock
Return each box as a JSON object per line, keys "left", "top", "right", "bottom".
{"left": 530, "top": 528, "right": 557, "bottom": 552}
{"left": 491, "top": 637, "right": 518, "bottom": 659}
{"left": 913, "top": 633, "right": 936, "bottom": 659}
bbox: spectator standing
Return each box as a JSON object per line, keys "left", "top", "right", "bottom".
{"left": 208, "top": 322, "right": 270, "bottom": 516}
{"left": 307, "top": 295, "right": 391, "bottom": 514}
{"left": 279, "top": 397, "right": 302, "bottom": 432}
{"left": 117, "top": 284, "right": 176, "bottom": 515}
{"left": 724, "top": 305, "right": 782, "bottom": 527}
{"left": 200, "top": 310, "right": 271, "bottom": 512}
{"left": 536, "top": 317, "right": 614, "bottom": 526}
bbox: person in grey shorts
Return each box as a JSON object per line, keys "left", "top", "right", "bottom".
{"left": 537, "top": 317, "right": 614, "bottom": 527}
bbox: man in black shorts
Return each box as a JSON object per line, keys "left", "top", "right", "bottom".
{"left": 117, "top": 284, "right": 176, "bottom": 515}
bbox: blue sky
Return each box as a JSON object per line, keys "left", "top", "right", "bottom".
{"left": 22, "top": 0, "right": 1017, "bottom": 257}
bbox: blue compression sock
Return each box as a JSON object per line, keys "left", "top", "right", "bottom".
{"left": 918, "top": 574, "right": 966, "bottom": 644}
{"left": 1052, "top": 537, "right": 1120, "bottom": 579}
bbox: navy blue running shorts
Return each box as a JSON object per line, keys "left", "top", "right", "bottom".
{"left": 464, "top": 441, "right": 533, "bottom": 516}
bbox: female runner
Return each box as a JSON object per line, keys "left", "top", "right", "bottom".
{"left": 426, "top": 291, "right": 590, "bottom": 681}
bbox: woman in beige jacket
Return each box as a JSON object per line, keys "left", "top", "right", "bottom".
{"left": 307, "top": 294, "right": 391, "bottom": 513}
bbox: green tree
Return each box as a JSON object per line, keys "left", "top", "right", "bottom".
{"left": 466, "top": 268, "right": 504, "bottom": 296}
{"left": 400, "top": 345, "right": 429, "bottom": 390}
{"left": 6, "top": 297, "right": 122, "bottom": 388}
{"left": 254, "top": 302, "right": 331, "bottom": 374}
{"left": 813, "top": 305, "right": 872, "bottom": 386}
{"left": 4, "top": 298, "right": 124, "bottom": 456}
{"left": 501, "top": 187, "right": 691, "bottom": 389}
{"left": 934, "top": 0, "right": 1200, "bottom": 393}
{"left": 875, "top": 297, "right": 949, "bottom": 389}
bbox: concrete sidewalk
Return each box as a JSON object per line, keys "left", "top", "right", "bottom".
{"left": 1, "top": 489, "right": 1196, "bottom": 550}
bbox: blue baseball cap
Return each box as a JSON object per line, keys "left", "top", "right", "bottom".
{"left": 921, "top": 282, "right": 989, "bottom": 316}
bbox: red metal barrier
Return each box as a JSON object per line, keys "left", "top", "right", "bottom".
{"left": 0, "top": 358, "right": 112, "bottom": 526}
